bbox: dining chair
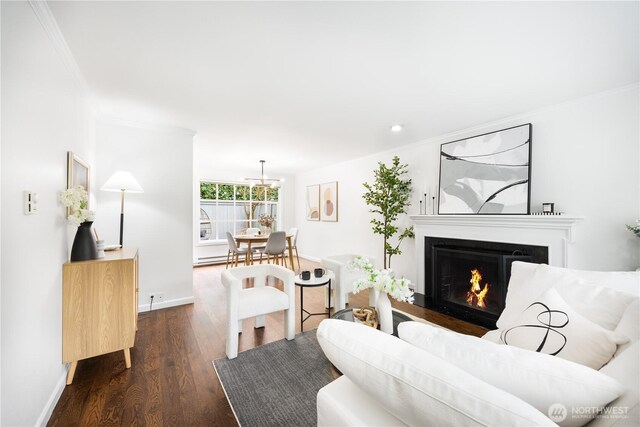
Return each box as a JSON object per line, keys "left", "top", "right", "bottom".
{"left": 226, "top": 232, "right": 249, "bottom": 268}
{"left": 244, "top": 227, "right": 266, "bottom": 258}
{"left": 257, "top": 231, "right": 287, "bottom": 266}
{"left": 286, "top": 227, "right": 300, "bottom": 270}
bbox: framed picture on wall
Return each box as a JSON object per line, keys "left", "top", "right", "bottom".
{"left": 306, "top": 185, "right": 320, "bottom": 221}
{"left": 67, "top": 151, "right": 90, "bottom": 214}
{"left": 438, "top": 123, "right": 532, "bottom": 214}
{"left": 320, "top": 181, "right": 338, "bottom": 222}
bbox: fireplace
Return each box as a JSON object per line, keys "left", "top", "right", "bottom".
{"left": 424, "top": 237, "right": 548, "bottom": 328}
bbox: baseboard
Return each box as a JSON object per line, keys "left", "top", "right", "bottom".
{"left": 36, "top": 369, "right": 67, "bottom": 426}
{"left": 138, "top": 296, "right": 194, "bottom": 313}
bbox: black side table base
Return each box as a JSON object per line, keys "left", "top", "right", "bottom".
{"left": 298, "top": 278, "right": 331, "bottom": 332}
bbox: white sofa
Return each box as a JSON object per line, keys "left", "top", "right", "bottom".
{"left": 316, "top": 262, "right": 640, "bottom": 426}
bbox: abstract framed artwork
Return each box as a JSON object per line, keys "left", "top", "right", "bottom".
{"left": 438, "top": 124, "right": 532, "bottom": 215}
{"left": 320, "top": 181, "right": 338, "bottom": 222}
{"left": 306, "top": 184, "right": 320, "bottom": 221}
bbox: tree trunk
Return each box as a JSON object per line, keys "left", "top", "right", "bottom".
{"left": 383, "top": 219, "right": 388, "bottom": 269}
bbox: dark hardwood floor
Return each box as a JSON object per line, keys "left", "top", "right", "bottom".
{"left": 49, "top": 258, "right": 487, "bottom": 426}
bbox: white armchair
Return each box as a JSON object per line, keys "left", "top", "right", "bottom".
{"left": 221, "top": 264, "right": 296, "bottom": 359}
{"left": 321, "top": 254, "right": 377, "bottom": 311}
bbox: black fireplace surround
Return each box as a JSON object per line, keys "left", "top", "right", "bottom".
{"left": 423, "top": 237, "right": 548, "bottom": 329}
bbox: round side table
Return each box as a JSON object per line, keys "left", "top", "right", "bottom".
{"left": 295, "top": 271, "right": 335, "bottom": 331}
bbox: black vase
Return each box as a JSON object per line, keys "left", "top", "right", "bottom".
{"left": 70, "top": 221, "right": 98, "bottom": 262}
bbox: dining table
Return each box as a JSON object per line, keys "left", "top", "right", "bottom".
{"left": 234, "top": 233, "right": 295, "bottom": 270}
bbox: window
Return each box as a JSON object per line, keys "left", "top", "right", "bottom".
{"left": 199, "top": 181, "right": 279, "bottom": 241}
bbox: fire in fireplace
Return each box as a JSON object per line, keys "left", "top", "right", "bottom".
{"left": 466, "top": 269, "right": 489, "bottom": 308}
{"left": 424, "top": 237, "right": 548, "bottom": 328}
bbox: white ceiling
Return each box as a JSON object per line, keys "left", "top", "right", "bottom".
{"left": 49, "top": 1, "right": 639, "bottom": 175}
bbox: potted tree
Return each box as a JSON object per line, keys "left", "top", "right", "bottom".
{"left": 363, "top": 155, "right": 415, "bottom": 269}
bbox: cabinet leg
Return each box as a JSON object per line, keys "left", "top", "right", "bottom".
{"left": 66, "top": 361, "right": 78, "bottom": 385}
{"left": 124, "top": 348, "right": 131, "bottom": 369}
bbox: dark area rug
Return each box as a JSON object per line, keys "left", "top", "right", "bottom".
{"left": 213, "top": 330, "right": 335, "bottom": 427}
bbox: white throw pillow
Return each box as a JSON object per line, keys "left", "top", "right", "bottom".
{"left": 316, "top": 319, "right": 555, "bottom": 426}
{"left": 555, "top": 279, "right": 635, "bottom": 331}
{"left": 498, "top": 263, "right": 636, "bottom": 332}
{"left": 499, "top": 287, "right": 627, "bottom": 370}
{"left": 399, "top": 321, "right": 624, "bottom": 427}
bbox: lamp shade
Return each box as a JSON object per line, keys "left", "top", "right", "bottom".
{"left": 101, "top": 171, "right": 144, "bottom": 193}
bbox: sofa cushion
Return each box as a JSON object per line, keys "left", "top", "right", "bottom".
{"left": 591, "top": 341, "right": 640, "bottom": 427}
{"left": 399, "top": 321, "right": 624, "bottom": 427}
{"left": 555, "top": 279, "right": 636, "bottom": 331}
{"left": 499, "top": 287, "right": 627, "bottom": 369}
{"left": 317, "top": 375, "right": 404, "bottom": 426}
{"left": 613, "top": 299, "right": 640, "bottom": 357}
{"left": 317, "top": 319, "right": 555, "bottom": 427}
{"left": 497, "top": 263, "right": 637, "bottom": 332}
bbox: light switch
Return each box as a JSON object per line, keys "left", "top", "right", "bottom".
{"left": 24, "top": 191, "right": 38, "bottom": 215}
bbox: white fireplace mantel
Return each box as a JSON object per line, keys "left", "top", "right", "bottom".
{"left": 410, "top": 214, "right": 584, "bottom": 294}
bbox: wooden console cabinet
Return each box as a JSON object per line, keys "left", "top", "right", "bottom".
{"left": 62, "top": 248, "right": 139, "bottom": 385}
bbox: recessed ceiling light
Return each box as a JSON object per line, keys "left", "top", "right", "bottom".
{"left": 390, "top": 124, "right": 403, "bottom": 132}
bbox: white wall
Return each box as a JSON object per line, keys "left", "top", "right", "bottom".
{"left": 1, "top": 2, "right": 96, "bottom": 425}
{"left": 295, "top": 85, "right": 640, "bottom": 284}
{"left": 95, "top": 120, "right": 194, "bottom": 311}
{"left": 192, "top": 153, "right": 296, "bottom": 264}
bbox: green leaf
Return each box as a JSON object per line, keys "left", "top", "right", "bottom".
{"left": 362, "top": 156, "right": 415, "bottom": 267}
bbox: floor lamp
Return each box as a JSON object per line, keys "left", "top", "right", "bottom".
{"left": 101, "top": 171, "right": 144, "bottom": 247}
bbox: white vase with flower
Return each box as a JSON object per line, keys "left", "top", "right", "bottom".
{"left": 59, "top": 186, "right": 97, "bottom": 261}
{"left": 348, "top": 256, "right": 414, "bottom": 334}
{"left": 259, "top": 213, "right": 275, "bottom": 234}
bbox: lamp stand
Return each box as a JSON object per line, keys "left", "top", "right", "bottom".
{"left": 119, "top": 190, "right": 125, "bottom": 247}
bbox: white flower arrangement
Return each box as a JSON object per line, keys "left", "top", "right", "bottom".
{"left": 626, "top": 220, "right": 640, "bottom": 239}
{"left": 58, "top": 186, "right": 95, "bottom": 226}
{"left": 348, "top": 256, "right": 414, "bottom": 304}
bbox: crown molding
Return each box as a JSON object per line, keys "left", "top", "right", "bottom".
{"left": 28, "top": 1, "right": 91, "bottom": 96}
{"left": 97, "top": 115, "right": 197, "bottom": 137}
